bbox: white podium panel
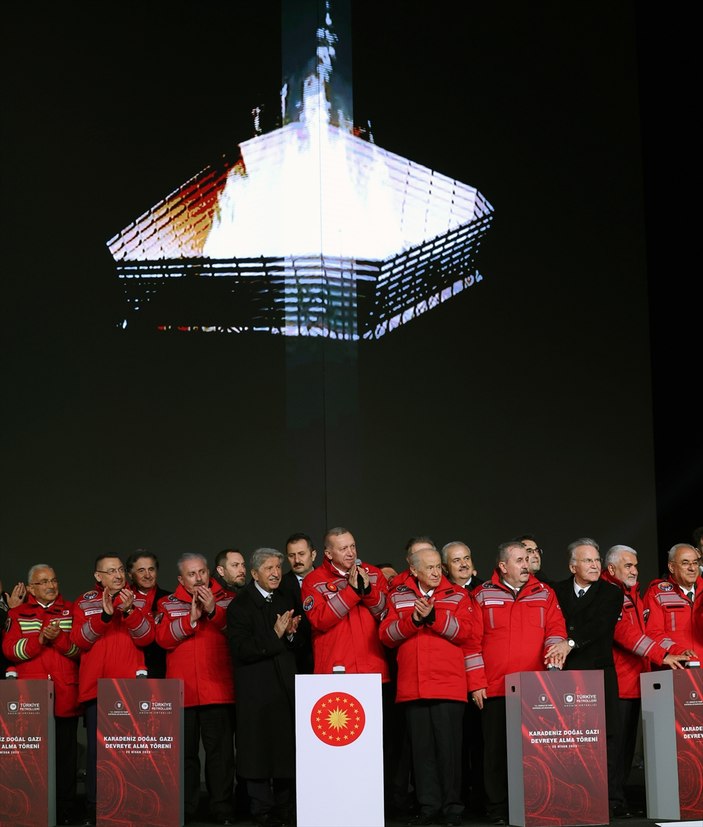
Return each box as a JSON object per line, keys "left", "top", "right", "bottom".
{"left": 295, "top": 673, "right": 384, "bottom": 827}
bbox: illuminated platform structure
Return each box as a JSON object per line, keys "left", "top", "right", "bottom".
{"left": 107, "top": 4, "right": 494, "bottom": 340}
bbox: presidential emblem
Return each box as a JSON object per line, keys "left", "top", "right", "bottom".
{"left": 310, "top": 692, "right": 366, "bottom": 747}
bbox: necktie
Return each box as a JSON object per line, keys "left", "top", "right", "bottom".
{"left": 687, "top": 591, "right": 694, "bottom": 602}
{"left": 265, "top": 594, "right": 273, "bottom": 603}
{"left": 577, "top": 589, "right": 585, "bottom": 598}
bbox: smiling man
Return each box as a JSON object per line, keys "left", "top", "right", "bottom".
{"left": 3, "top": 565, "right": 81, "bottom": 825}
{"left": 126, "top": 550, "right": 170, "bottom": 678}
{"left": 381, "top": 547, "right": 473, "bottom": 826}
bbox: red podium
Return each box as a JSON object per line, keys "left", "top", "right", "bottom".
{"left": 97, "top": 678, "right": 183, "bottom": 827}
{"left": 505, "top": 670, "right": 609, "bottom": 827}
{"left": 0, "top": 679, "right": 55, "bottom": 827}
{"left": 640, "top": 668, "right": 703, "bottom": 820}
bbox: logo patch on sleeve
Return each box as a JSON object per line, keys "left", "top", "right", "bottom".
{"left": 303, "top": 595, "right": 314, "bottom": 612}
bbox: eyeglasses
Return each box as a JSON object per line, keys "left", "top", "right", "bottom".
{"left": 30, "top": 578, "right": 58, "bottom": 586}
{"left": 97, "top": 567, "right": 126, "bottom": 576}
{"left": 575, "top": 558, "right": 602, "bottom": 566}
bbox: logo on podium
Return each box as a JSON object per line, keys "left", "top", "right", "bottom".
{"left": 310, "top": 692, "right": 366, "bottom": 746}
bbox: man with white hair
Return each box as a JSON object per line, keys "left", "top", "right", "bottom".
{"left": 601, "top": 545, "right": 691, "bottom": 817}
{"left": 643, "top": 542, "right": 702, "bottom": 655}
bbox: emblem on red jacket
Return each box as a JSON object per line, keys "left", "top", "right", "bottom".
{"left": 310, "top": 691, "right": 366, "bottom": 746}
{"left": 658, "top": 583, "right": 673, "bottom": 591}
{"left": 303, "top": 595, "right": 314, "bottom": 612}
{"left": 326, "top": 582, "right": 338, "bottom": 593}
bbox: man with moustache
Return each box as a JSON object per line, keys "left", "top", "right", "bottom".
{"left": 279, "top": 532, "right": 316, "bottom": 674}
{"left": 554, "top": 538, "right": 624, "bottom": 819}
{"left": 227, "top": 549, "right": 301, "bottom": 827}
{"left": 643, "top": 542, "right": 703, "bottom": 654}
{"left": 601, "top": 545, "right": 690, "bottom": 817}
{"left": 465, "top": 541, "right": 569, "bottom": 825}
{"left": 72, "top": 555, "right": 155, "bottom": 825}
{"left": 126, "top": 549, "right": 170, "bottom": 678}
{"left": 442, "top": 541, "right": 484, "bottom": 816}
{"left": 156, "top": 553, "right": 236, "bottom": 825}
{"left": 381, "top": 547, "right": 473, "bottom": 826}
{"left": 3, "top": 565, "right": 81, "bottom": 825}
{"left": 214, "top": 548, "right": 248, "bottom": 595}
{"left": 301, "top": 526, "right": 390, "bottom": 680}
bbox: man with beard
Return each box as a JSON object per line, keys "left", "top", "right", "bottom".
{"left": 3, "top": 564, "right": 81, "bottom": 825}
{"left": 227, "top": 548, "right": 301, "bottom": 827}
{"left": 126, "top": 550, "right": 170, "bottom": 678}
{"left": 72, "top": 555, "right": 155, "bottom": 825}
{"left": 156, "top": 553, "right": 236, "bottom": 825}
{"left": 214, "top": 548, "right": 248, "bottom": 595}
{"left": 601, "top": 545, "right": 690, "bottom": 817}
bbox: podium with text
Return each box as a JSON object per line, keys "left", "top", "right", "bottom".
{"left": 295, "top": 673, "right": 383, "bottom": 827}
{"left": 0, "top": 680, "right": 55, "bottom": 827}
{"left": 97, "top": 678, "right": 183, "bottom": 827}
{"left": 506, "top": 670, "right": 608, "bottom": 827}
{"left": 640, "top": 668, "right": 703, "bottom": 820}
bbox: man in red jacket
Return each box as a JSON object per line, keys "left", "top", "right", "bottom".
{"left": 3, "top": 564, "right": 81, "bottom": 826}
{"left": 465, "top": 541, "right": 569, "bottom": 826}
{"left": 71, "top": 555, "right": 155, "bottom": 825}
{"left": 156, "top": 552, "right": 235, "bottom": 826}
{"left": 643, "top": 542, "right": 703, "bottom": 654}
{"left": 601, "top": 545, "right": 690, "bottom": 817}
{"left": 381, "top": 546, "right": 473, "bottom": 826}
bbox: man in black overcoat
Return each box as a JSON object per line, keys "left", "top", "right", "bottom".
{"left": 554, "top": 537, "right": 624, "bottom": 818}
{"left": 226, "top": 548, "right": 302, "bottom": 827}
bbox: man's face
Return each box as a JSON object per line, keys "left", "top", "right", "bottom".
{"left": 252, "top": 556, "right": 283, "bottom": 592}
{"left": 28, "top": 567, "right": 59, "bottom": 604}
{"left": 178, "top": 557, "right": 209, "bottom": 594}
{"left": 217, "top": 551, "right": 247, "bottom": 588}
{"left": 444, "top": 544, "right": 473, "bottom": 586}
{"left": 411, "top": 550, "right": 443, "bottom": 592}
{"left": 325, "top": 532, "right": 357, "bottom": 572}
{"left": 521, "top": 539, "right": 542, "bottom": 573}
{"left": 499, "top": 545, "right": 531, "bottom": 589}
{"left": 95, "top": 557, "right": 126, "bottom": 594}
{"left": 668, "top": 546, "right": 700, "bottom": 589}
{"left": 608, "top": 551, "right": 638, "bottom": 589}
{"left": 129, "top": 556, "right": 158, "bottom": 591}
{"left": 570, "top": 545, "right": 602, "bottom": 586}
{"left": 286, "top": 540, "right": 316, "bottom": 577}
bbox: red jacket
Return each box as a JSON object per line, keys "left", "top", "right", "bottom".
{"left": 3, "top": 593, "right": 82, "bottom": 717}
{"left": 155, "top": 579, "right": 235, "bottom": 707}
{"left": 301, "top": 558, "right": 390, "bottom": 681}
{"left": 380, "top": 574, "right": 473, "bottom": 702}
{"left": 642, "top": 574, "right": 703, "bottom": 655}
{"left": 601, "top": 570, "right": 686, "bottom": 698}
{"left": 71, "top": 585, "right": 155, "bottom": 703}
{"left": 464, "top": 571, "right": 566, "bottom": 697}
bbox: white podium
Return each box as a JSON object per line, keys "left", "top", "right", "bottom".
{"left": 295, "top": 673, "right": 384, "bottom": 827}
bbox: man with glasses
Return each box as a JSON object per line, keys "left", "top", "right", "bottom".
{"left": 3, "top": 565, "right": 81, "bottom": 825}
{"left": 514, "top": 534, "right": 552, "bottom": 584}
{"left": 643, "top": 542, "right": 702, "bottom": 655}
{"left": 72, "top": 555, "right": 155, "bottom": 825}
{"left": 554, "top": 539, "right": 623, "bottom": 818}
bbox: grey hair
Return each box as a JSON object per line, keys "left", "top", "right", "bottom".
{"left": 324, "top": 526, "right": 352, "bottom": 548}
{"left": 567, "top": 537, "right": 599, "bottom": 564}
{"left": 604, "top": 545, "right": 637, "bottom": 567}
{"left": 497, "top": 541, "right": 525, "bottom": 565}
{"left": 27, "top": 563, "right": 53, "bottom": 583}
{"left": 441, "top": 542, "right": 471, "bottom": 565}
{"left": 177, "top": 552, "right": 208, "bottom": 572}
{"left": 408, "top": 546, "right": 441, "bottom": 569}
{"left": 668, "top": 543, "right": 696, "bottom": 562}
{"left": 250, "top": 548, "right": 284, "bottom": 570}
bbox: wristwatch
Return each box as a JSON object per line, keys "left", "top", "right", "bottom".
{"left": 567, "top": 638, "right": 576, "bottom": 649}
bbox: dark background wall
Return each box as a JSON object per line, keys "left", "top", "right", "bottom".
{"left": 1, "top": 2, "right": 699, "bottom": 600}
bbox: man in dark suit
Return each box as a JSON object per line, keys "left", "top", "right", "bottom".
{"left": 554, "top": 537, "right": 624, "bottom": 818}
{"left": 278, "top": 532, "right": 316, "bottom": 674}
{"left": 226, "top": 548, "right": 301, "bottom": 827}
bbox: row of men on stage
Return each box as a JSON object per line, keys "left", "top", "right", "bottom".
{"left": 1, "top": 529, "right": 701, "bottom": 827}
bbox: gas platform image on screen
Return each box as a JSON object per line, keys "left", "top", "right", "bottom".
{"left": 107, "top": 2, "right": 495, "bottom": 340}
